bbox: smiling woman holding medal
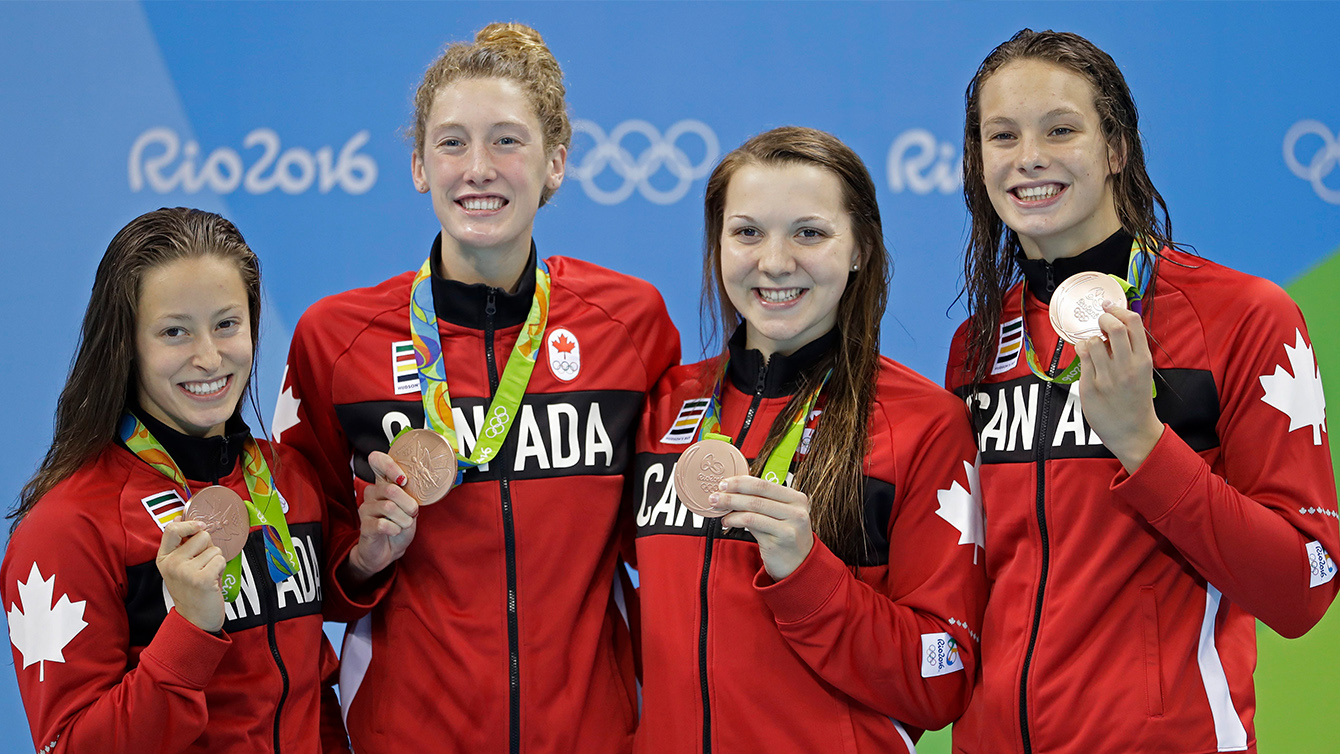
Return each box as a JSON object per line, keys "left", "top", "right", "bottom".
{"left": 275, "top": 22, "right": 679, "bottom": 754}
{"left": 630, "top": 127, "right": 986, "bottom": 754}
{"left": 2, "top": 208, "right": 346, "bottom": 754}
{"left": 945, "top": 29, "right": 1340, "bottom": 754}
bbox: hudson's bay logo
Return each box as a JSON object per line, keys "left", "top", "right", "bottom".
{"left": 129, "top": 127, "right": 377, "bottom": 195}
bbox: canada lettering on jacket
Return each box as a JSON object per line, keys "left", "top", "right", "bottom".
{"left": 338, "top": 391, "right": 640, "bottom": 482}
{"left": 958, "top": 370, "right": 1220, "bottom": 465}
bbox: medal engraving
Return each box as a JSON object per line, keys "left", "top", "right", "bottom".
{"left": 674, "top": 439, "right": 750, "bottom": 518}
{"left": 388, "top": 429, "right": 457, "bottom": 505}
{"left": 1049, "top": 272, "right": 1128, "bottom": 345}
{"left": 183, "top": 486, "right": 250, "bottom": 562}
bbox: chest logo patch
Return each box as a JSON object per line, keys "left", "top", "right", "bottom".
{"left": 140, "top": 490, "right": 186, "bottom": 530}
{"left": 992, "top": 316, "right": 1024, "bottom": 375}
{"left": 547, "top": 327, "right": 581, "bottom": 382}
{"left": 393, "top": 340, "right": 419, "bottom": 396}
{"left": 1259, "top": 329, "right": 1327, "bottom": 445}
{"left": 661, "top": 397, "right": 711, "bottom": 445}
{"left": 8, "top": 563, "right": 88, "bottom": 682}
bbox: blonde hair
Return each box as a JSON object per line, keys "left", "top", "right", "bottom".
{"left": 411, "top": 23, "right": 571, "bottom": 206}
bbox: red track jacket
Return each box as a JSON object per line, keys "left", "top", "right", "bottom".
{"left": 946, "top": 233, "right": 1340, "bottom": 754}
{"left": 276, "top": 240, "right": 679, "bottom": 754}
{"left": 632, "top": 330, "right": 987, "bottom": 754}
{"left": 2, "top": 420, "right": 345, "bottom": 754}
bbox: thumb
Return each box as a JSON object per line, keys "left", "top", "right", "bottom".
{"left": 159, "top": 519, "right": 202, "bottom": 558}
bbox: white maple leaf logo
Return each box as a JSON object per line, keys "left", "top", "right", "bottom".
{"left": 7, "top": 563, "right": 88, "bottom": 682}
{"left": 1259, "top": 329, "right": 1327, "bottom": 445}
{"left": 272, "top": 365, "right": 301, "bottom": 443}
{"left": 936, "top": 454, "right": 985, "bottom": 563}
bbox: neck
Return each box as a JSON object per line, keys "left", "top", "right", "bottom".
{"left": 438, "top": 235, "right": 533, "bottom": 291}
{"left": 1019, "top": 205, "right": 1123, "bottom": 264}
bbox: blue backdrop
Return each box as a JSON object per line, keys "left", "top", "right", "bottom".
{"left": 2, "top": 1, "right": 1338, "bottom": 749}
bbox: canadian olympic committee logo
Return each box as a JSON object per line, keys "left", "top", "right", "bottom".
{"left": 887, "top": 129, "right": 963, "bottom": 195}
{"left": 128, "top": 127, "right": 378, "bottom": 196}
{"left": 1285, "top": 120, "right": 1340, "bottom": 205}
{"left": 569, "top": 119, "right": 719, "bottom": 205}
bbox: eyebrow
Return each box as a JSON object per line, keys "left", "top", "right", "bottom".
{"left": 982, "top": 107, "right": 1085, "bottom": 128}
{"left": 156, "top": 305, "right": 243, "bottom": 322}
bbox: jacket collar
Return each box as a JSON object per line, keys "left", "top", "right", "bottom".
{"left": 1016, "top": 229, "right": 1134, "bottom": 305}
{"left": 122, "top": 403, "right": 251, "bottom": 485}
{"left": 726, "top": 324, "right": 838, "bottom": 399}
{"left": 428, "top": 234, "right": 538, "bottom": 330}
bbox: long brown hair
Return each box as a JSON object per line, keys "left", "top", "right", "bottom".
{"left": 960, "top": 29, "right": 1174, "bottom": 385}
{"left": 411, "top": 22, "right": 571, "bottom": 206}
{"left": 12, "top": 208, "right": 263, "bottom": 530}
{"left": 701, "top": 126, "right": 888, "bottom": 565}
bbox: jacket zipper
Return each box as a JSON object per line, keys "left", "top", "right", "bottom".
{"left": 485, "top": 291, "right": 523, "bottom": 754}
{"left": 1019, "top": 268, "right": 1060, "bottom": 754}
{"left": 258, "top": 538, "right": 290, "bottom": 754}
{"left": 698, "top": 360, "right": 769, "bottom": 754}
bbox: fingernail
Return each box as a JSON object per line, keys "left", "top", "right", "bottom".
{"left": 708, "top": 492, "right": 720, "bottom": 505}
{"left": 396, "top": 474, "right": 408, "bottom": 486}
{"left": 718, "top": 480, "right": 728, "bottom": 490}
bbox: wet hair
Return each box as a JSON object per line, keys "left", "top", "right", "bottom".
{"left": 410, "top": 22, "right": 571, "bottom": 206}
{"left": 12, "top": 208, "right": 263, "bottom": 530}
{"left": 701, "top": 126, "right": 889, "bottom": 566}
{"left": 959, "top": 28, "right": 1174, "bottom": 385}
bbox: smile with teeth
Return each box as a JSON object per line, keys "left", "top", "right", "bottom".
{"left": 181, "top": 376, "right": 230, "bottom": 397}
{"left": 458, "top": 197, "right": 506, "bottom": 211}
{"left": 1013, "top": 184, "right": 1064, "bottom": 201}
{"left": 757, "top": 288, "right": 804, "bottom": 303}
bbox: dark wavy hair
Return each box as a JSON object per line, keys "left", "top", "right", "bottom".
{"left": 12, "top": 208, "right": 264, "bottom": 531}
{"left": 960, "top": 29, "right": 1174, "bottom": 385}
{"left": 701, "top": 126, "right": 889, "bottom": 565}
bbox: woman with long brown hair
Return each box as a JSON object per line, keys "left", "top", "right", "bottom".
{"left": 275, "top": 22, "right": 679, "bottom": 754}
{"left": 630, "top": 126, "right": 986, "bottom": 754}
{"left": 3, "top": 207, "right": 346, "bottom": 754}
{"left": 946, "top": 29, "right": 1339, "bottom": 754}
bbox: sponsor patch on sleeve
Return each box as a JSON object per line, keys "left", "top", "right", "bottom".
{"left": 920, "top": 631, "right": 963, "bottom": 678}
{"left": 1307, "top": 540, "right": 1337, "bottom": 587}
{"left": 660, "top": 398, "right": 711, "bottom": 445}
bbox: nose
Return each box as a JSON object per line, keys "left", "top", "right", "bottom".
{"left": 756, "top": 236, "right": 796, "bottom": 278}
{"left": 463, "top": 143, "right": 496, "bottom": 185}
{"left": 1016, "top": 132, "right": 1048, "bottom": 173}
{"left": 192, "top": 334, "right": 224, "bottom": 373}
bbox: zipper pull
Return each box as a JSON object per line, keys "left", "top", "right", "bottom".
{"left": 754, "top": 356, "right": 768, "bottom": 396}
{"left": 485, "top": 289, "right": 497, "bottom": 317}
{"left": 1045, "top": 264, "right": 1056, "bottom": 294}
{"left": 217, "top": 436, "right": 229, "bottom": 485}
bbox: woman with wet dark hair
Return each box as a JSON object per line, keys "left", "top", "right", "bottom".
{"left": 947, "top": 29, "right": 1339, "bottom": 754}
{"left": 4, "top": 207, "right": 346, "bottom": 754}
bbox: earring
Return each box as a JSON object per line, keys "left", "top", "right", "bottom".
{"left": 851, "top": 263, "right": 859, "bottom": 271}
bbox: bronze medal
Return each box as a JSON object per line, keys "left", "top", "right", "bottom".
{"left": 674, "top": 439, "right": 750, "bottom": 518}
{"left": 1049, "top": 272, "right": 1127, "bottom": 345}
{"left": 388, "top": 429, "right": 457, "bottom": 505}
{"left": 183, "top": 485, "right": 250, "bottom": 562}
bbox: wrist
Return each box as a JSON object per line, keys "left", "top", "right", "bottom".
{"left": 1110, "top": 420, "right": 1165, "bottom": 474}
{"left": 343, "top": 546, "right": 380, "bottom": 586}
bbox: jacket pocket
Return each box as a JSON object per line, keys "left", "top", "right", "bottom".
{"left": 1140, "top": 586, "right": 1165, "bottom": 717}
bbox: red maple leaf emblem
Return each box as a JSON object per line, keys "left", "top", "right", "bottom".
{"left": 553, "top": 333, "right": 576, "bottom": 354}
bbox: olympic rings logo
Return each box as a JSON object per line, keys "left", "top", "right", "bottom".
{"left": 569, "top": 119, "right": 719, "bottom": 205}
{"left": 483, "top": 406, "right": 511, "bottom": 439}
{"left": 551, "top": 360, "right": 579, "bottom": 375}
{"left": 1284, "top": 120, "right": 1340, "bottom": 205}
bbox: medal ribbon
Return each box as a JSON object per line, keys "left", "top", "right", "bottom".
{"left": 119, "top": 415, "right": 300, "bottom": 602}
{"left": 1020, "top": 239, "right": 1156, "bottom": 387}
{"left": 698, "top": 363, "right": 830, "bottom": 486}
{"left": 410, "top": 257, "right": 551, "bottom": 470}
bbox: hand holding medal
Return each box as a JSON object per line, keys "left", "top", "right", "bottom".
{"left": 1072, "top": 300, "right": 1165, "bottom": 474}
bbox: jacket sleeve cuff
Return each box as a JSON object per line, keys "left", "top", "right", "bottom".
{"left": 754, "top": 535, "right": 847, "bottom": 624}
{"left": 140, "top": 609, "right": 231, "bottom": 688}
{"left": 1111, "top": 424, "right": 1204, "bottom": 522}
{"left": 332, "top": 550, "right": 398, "bottom": 613}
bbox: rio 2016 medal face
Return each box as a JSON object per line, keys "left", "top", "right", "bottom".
{"left": 184, "top": 485, "right": 250, "bottom": 562}
{"left": 1049, "top": 272, "right": 1128, "bottom": 345}
{"left": 674, "top": 439, "right": 749, "bottom": 518}
{"left": 388, "top": 429, "right": 457, "bottom": 505}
